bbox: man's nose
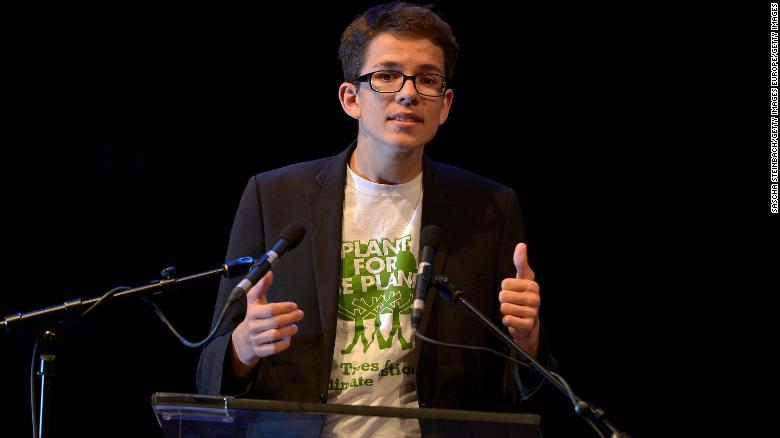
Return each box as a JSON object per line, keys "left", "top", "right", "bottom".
{"left": 395, "top": 76, "right": 420, "bottom": 105}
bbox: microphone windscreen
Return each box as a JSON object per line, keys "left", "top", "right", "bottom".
{"left": 420, "top": 224, "right": 442, "bottom": 249}
{"left": 280, "top": 224, "right": 306, "bottom": 250}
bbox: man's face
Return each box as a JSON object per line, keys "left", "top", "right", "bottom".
{"left": 350, "top": 32, "right": 454, "bottom": 154}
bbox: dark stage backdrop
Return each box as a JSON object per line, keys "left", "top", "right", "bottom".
{"left": 1, "top": 2, "right": 774, "bottom": 437}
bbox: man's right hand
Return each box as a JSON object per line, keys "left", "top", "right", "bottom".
{"left": 230, "top": 271, "right": 304, "bottom": 378}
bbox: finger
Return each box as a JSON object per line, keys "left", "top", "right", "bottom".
{"left": 248, "top": 301, "right": 300, "bottom": 319}
{"left": 498, "top": 289, "right": 540, "bottom": 306}
{"left": 247, "top": 271, "right": 273, "bottom": 305}
{"left": 253, "top": 324, "right": 299, "bottom": 345}
{"left": 248, "top": 309, "right": 304, "bottom": 334}
{"left": 513, "top": 243, "right": 535, "bottom": 281}
{"left": 501, "top": 314, "right": 536, "bottom": 333}
{"left": 499, "top": 279, "right": 540, "bottom": 295}
{"left": 499, "top": 302, "right": 539, "bottom": 319}
{"left": 254, "top": 336, "right": 292, "bottom": 358}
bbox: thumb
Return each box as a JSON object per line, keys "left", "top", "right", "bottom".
{"left": 246, "top": 271, "right": 273, "bottom": 305}
{"left": 513, "top": 243, "right": 535, "bottom": 280}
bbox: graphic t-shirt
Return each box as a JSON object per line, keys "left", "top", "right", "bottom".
{"left": 320, "top": 166, "right": 423, "bottom": 437}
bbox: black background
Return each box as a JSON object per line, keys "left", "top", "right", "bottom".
{"left": 1, "top": 1, "right": 774, "bottom": 437}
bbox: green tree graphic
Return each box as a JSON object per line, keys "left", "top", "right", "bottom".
{"left": 339, "top": 238, "right": 417, "bottom": 353}
{"left": 374, "top": 289, "right": 413, "bottom": 350}
{"left": 338, "top": 288, "right": 381, "bottom": 354}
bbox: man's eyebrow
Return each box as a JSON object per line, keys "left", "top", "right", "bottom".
{"left": 369, "top": 61, "right": 403, "bottom": 70}
{"left": 368, "top": 62, "right": 444, "bottom": 74}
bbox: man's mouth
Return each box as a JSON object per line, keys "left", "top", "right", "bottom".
{"left": 388, "top": 113, "right": 423, "bottom": 123}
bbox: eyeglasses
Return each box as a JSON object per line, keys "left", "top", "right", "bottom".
{"left": 354, "top": 70, "right": 448, "bottom": 97}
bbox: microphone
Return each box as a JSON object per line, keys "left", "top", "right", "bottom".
{"left": 230, "top": 224, "right": 306, "bottom": 298}
{"left": 411, "top": 224, "right": 442, "bottom": 329}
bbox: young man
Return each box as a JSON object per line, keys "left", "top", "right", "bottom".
{"left": 197, "top": 2, "right": 545, "bottom": 436}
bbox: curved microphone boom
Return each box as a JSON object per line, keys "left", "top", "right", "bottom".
{"left": 411, "top": 224, "right": 442, "bottom": 329}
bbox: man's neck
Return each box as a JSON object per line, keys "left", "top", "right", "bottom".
{"left": 349, "top": 141, "right": 424, "bottom": 185}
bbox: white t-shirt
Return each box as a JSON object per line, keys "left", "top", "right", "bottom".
{"left": 321, "top": 166, "right": 423, "bottom": 437}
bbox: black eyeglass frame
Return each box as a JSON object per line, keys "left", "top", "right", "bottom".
{"left": 353, "top": 70, "right": 448, "bottom": 97}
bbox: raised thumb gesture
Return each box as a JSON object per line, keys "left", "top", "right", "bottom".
{"left": 499, "top": 242, "right": 541, "bottom": 358}
{"left": 514, "top": 242, "right": 535, "bottom": 281}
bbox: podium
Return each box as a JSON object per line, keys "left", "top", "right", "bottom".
{"left": 152, "top": 393, "right": 541, "bottom": 437}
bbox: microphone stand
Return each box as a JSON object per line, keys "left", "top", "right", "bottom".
{"left": 2, "top": 256, "right": 256, "bottom": 438}
{"left": 430, "top": 274, "right": 630, "bottom": 438}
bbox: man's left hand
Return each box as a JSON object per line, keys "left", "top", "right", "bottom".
{"left": 499, "top": 243, "right": 541, "bottom": 358}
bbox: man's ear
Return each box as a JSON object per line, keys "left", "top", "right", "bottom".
{"left": 339, "top": 82, "right": 360, "bottom": 119}
{"left": 438, "top": 88, "right": 454, "bottom": 125}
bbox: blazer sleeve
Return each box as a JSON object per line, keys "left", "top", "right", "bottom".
{"left": 196, "top": 176, "right": 266, "bottom": 395}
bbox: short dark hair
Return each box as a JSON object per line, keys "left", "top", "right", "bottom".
{"left": 338, "top": 2, "right": 459, "bottom": 83}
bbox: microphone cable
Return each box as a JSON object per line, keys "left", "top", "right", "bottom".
{"left": 412, "top": 328, "right": 530, "bottom": 370}
{"left": 139, "top": 288, "right": 243, "bottom": 348}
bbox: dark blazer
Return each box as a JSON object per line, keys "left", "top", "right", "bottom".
{"left": 197, "top": 144, "right": 537, "bottom": 412}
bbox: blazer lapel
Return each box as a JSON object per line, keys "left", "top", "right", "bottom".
{"left": 418, "top": 157, "right": 458, "bottom": 335}
{"left": 305, "top": 145, "right": 352, "bottom": 375}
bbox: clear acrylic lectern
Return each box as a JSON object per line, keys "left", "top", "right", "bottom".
{"left": 152, "top": 392, "right": 541, "bottom": 437}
